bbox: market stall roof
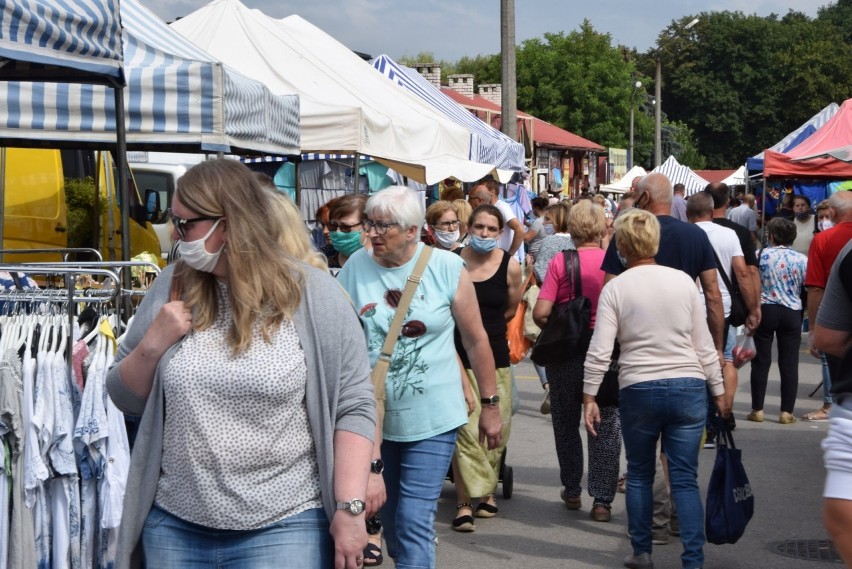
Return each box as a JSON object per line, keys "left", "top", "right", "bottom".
{"left": 793, "top": 144, "right": 852, "bottom": 163}
{"left": 171, "top": 0, "right": 500, "bottom": 184}
{"left": 0, "top": 0, "right": 300, "bottom": 155}
{"left": 439, "top": 87, "right": 603, "bottom": 152}
{"left": 371, "top": 54, "right": 525, "bottom": 173}
{"left": 652, "top": 156, "right": 709, "bottom": 196}
{"left": 599, "top": 165, "right": 647, "bottom": 194}
{"left": 695, "top": 169, "right": 736, "bottom": 184}
{"left": 748, "top": 102, "right": 839, "bottom": 172}
{"left": 0, "top": 0, "right": 124, "bottom": 84}
{"left": 764, "top": 99, "right": 852, "bottom": 179}
{"left": 719, "top": 166, "right": 747, "bottom": 186}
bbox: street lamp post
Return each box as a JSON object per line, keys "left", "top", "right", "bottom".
{"left": 629, "top": 80, "right": 641, "bottom": 169}
{"left": 654, "top": 17, "right": 698, "bottom": 168}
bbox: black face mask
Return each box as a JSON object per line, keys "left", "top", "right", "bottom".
{"left": 795, "top": 211, "right": 811, "bottom": 221}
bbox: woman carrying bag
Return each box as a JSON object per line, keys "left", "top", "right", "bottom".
{"left": 532, "top": 200, "right": 621, "bottom": 522}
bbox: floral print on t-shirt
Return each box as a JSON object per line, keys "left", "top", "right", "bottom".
{"left": 759, "top": 246, "right": 808, "bottom": 310}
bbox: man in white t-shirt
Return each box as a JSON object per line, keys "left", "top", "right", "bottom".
{"left": 468, "top": 179, "right": 524, "bottom": 255}
{"left": 688, "top": 192, "right": 759, "bottom": 411}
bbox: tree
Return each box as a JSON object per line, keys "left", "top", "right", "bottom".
{"left": 818, "top": 0, "right": 852, "bottom": 44}
{"left": 515, "top": 20, "right": 652, "bottom": 152}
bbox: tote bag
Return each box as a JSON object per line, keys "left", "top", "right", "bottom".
{"left": 705, "top": 423, "right": 754, "bottom": 544}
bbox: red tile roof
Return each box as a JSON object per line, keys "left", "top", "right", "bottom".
{"left": 694, "top": 170, "right": 736, "bottom": 184}
{"left": 440, "top": 87, "right": 604, "bottom": 152}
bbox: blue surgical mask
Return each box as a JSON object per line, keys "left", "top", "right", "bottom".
{"left": 617, "top": 249, "right": 629, "bottom": 268}
{"left": 543, "top": 223, "right": 555, "bottom": 236}
{"left": 330, "top": 230, "right": 364, "bottom": 257}
{"left": 469, "top": 234, "right": 498, "bottom": 254}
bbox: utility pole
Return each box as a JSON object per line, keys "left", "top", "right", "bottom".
{"left": 500, "top": 0, "right": 517, "bottom": 141}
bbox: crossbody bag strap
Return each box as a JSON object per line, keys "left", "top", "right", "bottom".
{"left": 710, "top": 248, "right": 734, "bottom": 294}
{"left": 378, "top": 245, "right": 434, "bottom": 360}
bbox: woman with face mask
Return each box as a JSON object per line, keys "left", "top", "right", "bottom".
{"left": 425, "top": 201, "right": 462, "bottom": 251}
{"left": 450, "top": 204, "right": 523, "bottom": 532}
{"left": 106, "top": 159, "right": 376, "bottom": 569}
{"left": 328, "top": 193, "right": 371, "bottom": 268}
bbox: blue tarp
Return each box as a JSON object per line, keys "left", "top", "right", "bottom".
{"left": 0, "top": 0, "right": 300, "bottom": 155}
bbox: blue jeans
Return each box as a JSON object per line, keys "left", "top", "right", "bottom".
{"left": 381, "top": 429, "right": 458, "bottom": 569}
{"left": 620, "top": 378, "right": 707, "bottom": 569}
{"left": 142, "top": 505, "right": 332, "bottom": 568}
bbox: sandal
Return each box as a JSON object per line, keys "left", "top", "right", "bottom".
{"left": 475, "top": 498, "right": 498, "bottom": 518}
{"left": 452, "top": 503, "right": 475, "bottom": 532}
{"left": 802, "top": 407, "right": 830, "bottom": 422}
{"left": 362, "top": 542, "right": 383, "bottom": 567}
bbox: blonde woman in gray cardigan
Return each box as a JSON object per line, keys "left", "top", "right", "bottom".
{"left": 107, "top": 159, "right": 376, "bottom": 569}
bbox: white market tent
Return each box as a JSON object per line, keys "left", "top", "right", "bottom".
{"left": 720, "top": 165, "right": 747, "bottom": 186}
{"left": 652, "top": 156, "right": 710, "bottom": 196}
{"left": 599, "top": 165, "right": 647, "bottom": 194}
{"left": 0, "top": 0, "right": 300, "bottom": 155}
{"left": 371, "top": 54, "right": 525, "bottom": 178}
{"left": 170, "top": 0, "right": 501, "bottom": 184}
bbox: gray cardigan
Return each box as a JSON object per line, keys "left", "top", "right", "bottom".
{"left": 106, "top": 263, "right": 375, "bottom": 569}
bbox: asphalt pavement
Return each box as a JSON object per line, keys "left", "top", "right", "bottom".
{"left": 423, "top": 332, "right": 840, "bottom": 568}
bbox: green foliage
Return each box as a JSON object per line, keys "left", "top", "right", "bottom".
{"left": 64, "top": 177, "right": 101, "bottom": 249}
{"left": 516, "top": 21, "right": 649, "bottom": 151}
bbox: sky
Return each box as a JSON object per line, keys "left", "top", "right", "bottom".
{"left": 145, "top": 0, "right": 825, "bottom": 62}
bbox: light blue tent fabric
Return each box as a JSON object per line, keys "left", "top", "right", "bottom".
{"left": 371, "top": 54, "right": 525, "bottom": 172}
{"left": 0, "top": 0, "right": 300, "bottom": 155}
{"left": 747, "top": 103, "right": 839, "bottom": 172}
{"left": 0, "top": 0, "right": 123, "bottom": 79}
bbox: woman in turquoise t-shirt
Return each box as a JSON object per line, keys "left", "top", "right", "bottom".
{"left": 338, "top": 186, "right": 503, "bottom": 569}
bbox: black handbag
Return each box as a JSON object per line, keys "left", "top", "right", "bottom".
{"left": 712, "top": 249, "right": 747, "bottom": 327}
{"left": 530, "top": 249, "right": 592, "bottom": 366}
{"left": 705, "top": 422, "right": 754, "bottom": 544}
{"left": 595, "top": 341, "right": 620, "bottom": 408}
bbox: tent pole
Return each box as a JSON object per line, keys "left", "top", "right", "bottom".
{"left": 295, "top": 159, "right": 302, "bottom": 206}
{"left": 114, "top": 84, "right": 133, "bottom": 320}
{"left": 353, "top": 153, "right": 361, "bottom": 194}
{"left": 761, "top": 177, "right": 767, "bottom": 246}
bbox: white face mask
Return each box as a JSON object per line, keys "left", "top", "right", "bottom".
{"left": 178, "top": 218, "right": 225, "bottom": 273}
{"left": 819, "top": 219, "right": 835, "bottom": 232}
{"left": 434, "top": 228, "right": 460, "bottom": 249}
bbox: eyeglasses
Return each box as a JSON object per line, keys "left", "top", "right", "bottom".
{"left": 327, "top": 221, "right": 363, "bottom": 233}
{"left": 363, "top": 219, "right": 400, "bottom": 235}
{"left": 171, "top": 215, "right": 221, "bottom": 240}
{"left": 434, "top": 220, "right": 461, "bottom": 230}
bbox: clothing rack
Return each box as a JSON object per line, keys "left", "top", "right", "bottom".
{"left": 0, "top": 248, "right": 103, "bottom": 263}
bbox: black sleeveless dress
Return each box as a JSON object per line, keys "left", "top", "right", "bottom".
{"left": 454, "top": 250, "right": 511, "bottom": 369}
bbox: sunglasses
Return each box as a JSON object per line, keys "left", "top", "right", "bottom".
{"left": 171, "top": 215, "right": 221, "bottom": 240}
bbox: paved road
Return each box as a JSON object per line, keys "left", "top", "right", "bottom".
{"left": 423, "top": 334, "right": 838, "bottom": 568}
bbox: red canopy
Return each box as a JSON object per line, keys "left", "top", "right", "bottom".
{"left": 764, "top": 98, "right": 852, "bottom": 178}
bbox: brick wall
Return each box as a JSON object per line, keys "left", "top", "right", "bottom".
{"left": 478, "top": 83, "right": 502, "bottom": 104}
{"left": 414, "top": 63, "right": 441, "bottom": 88}
{"left": 448, "top": 74, "right": 475, "bottom": 98}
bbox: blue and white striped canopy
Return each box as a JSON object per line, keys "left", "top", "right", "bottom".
{"left": 652, "top": 155, "right": 710, "bottom": 196}
{"left": 0, "top": 0, "right": 299, "bottom": 155}
{"left": 0, "top": 0, "right": 123, "bottom": 80}
{"left": 372, "top": 54, "right": 525, "bottom": 172}
{"left": 747, "top": 102, "right": 839, "bottom": 172}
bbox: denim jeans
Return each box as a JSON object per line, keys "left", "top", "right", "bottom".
{"left": 620, "top": 378, "right": 707, "bottom": 569}
{"left": 142, "top": 504, "right": 332, "bottom": 569}
{"left": 381, "top": 428, "right": 458, "bottom": 569}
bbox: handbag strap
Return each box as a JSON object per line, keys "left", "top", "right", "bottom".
{"left": 378, "top": 245, "right": 433, "bottom": 360}
{"left": 710, "top": 247, "right": 735, "bottom": 295}
{"left": 717, "top": 417, "right": 737, "bottom": 449}
{"left": 563, "top": 249, "right": 583, "bottom": 298}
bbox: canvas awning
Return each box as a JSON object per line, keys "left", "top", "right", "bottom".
{"left": 748, "top": 103, "right": 839, "bottom": 172}
{"left": 764, "top": 99, "right": 852, "bottom": 179}
{"left": 0, "top": 0, "right": 300, "bottom": 155}
{"left": 171, "top": 0, "right": 500, "bottom": 184}
{"left": 0, "top": 0, "right": 124, "bottom": 83}
{"left": 652, "top": 156, "right": 709, "bottom": 196}
{"left": 599, "top": 165, "right": 647, "bottom": 194}
{"left": 371, "top": 54, "right": 525, "bottom": 173}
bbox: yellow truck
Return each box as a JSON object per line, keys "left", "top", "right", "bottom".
{"left": 0, "top": 147, "right": 164, "bottom": 265}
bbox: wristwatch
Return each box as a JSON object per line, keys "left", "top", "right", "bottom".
{"left": 480, "top": 394, "right": 500, "bottom": 407}
{"left": 335, "top": 499, "right": 366, "bottom": 515}
{"left": 371, "top": 459, "right": 384, "bottom": 474}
